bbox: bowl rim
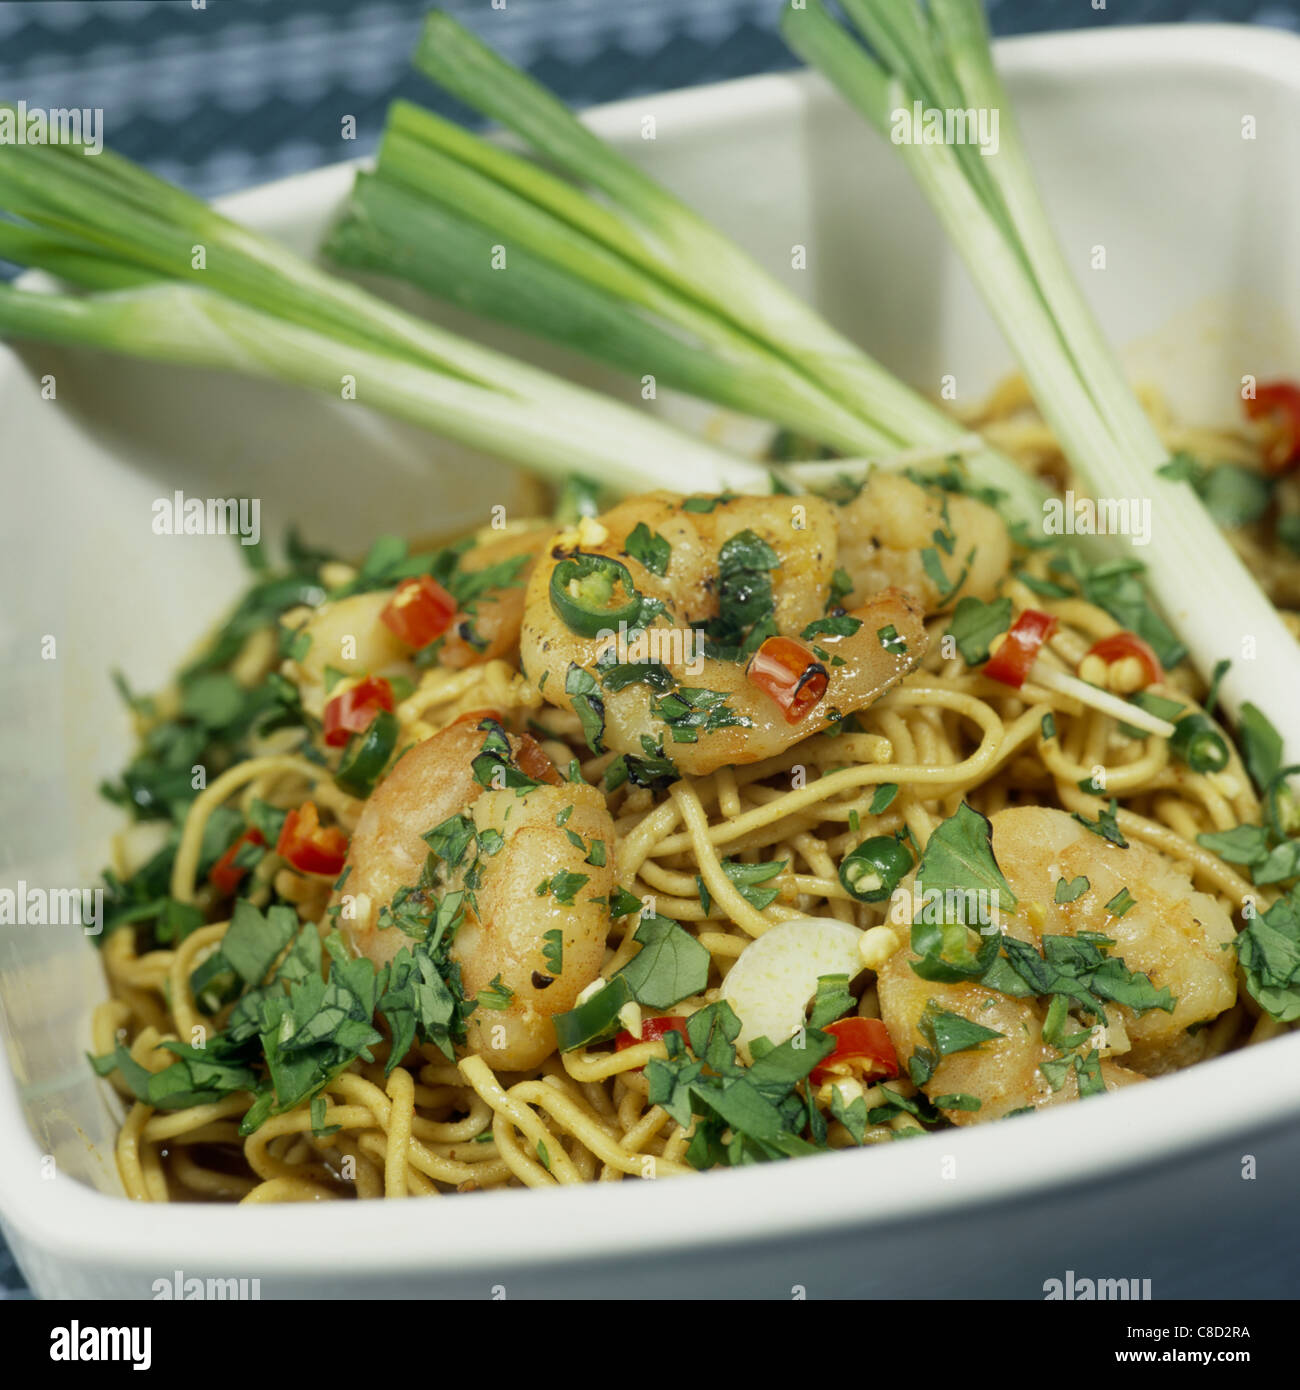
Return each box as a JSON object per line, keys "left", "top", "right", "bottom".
{"left": 3, "top": 18, "right": 1300, "bottom": 1279}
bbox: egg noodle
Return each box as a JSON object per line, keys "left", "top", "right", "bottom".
{"left": 92, "top": 392, "right": 1297, "bottom": 1203}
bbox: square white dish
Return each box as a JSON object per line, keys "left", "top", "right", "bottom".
{"left": 2, "top": 23, "right": 1299, "bottom": 1300}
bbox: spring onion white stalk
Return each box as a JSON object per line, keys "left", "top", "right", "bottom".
{"left": 782, "top": 0, "right": 1300, "bottom": 759}
{"left": 0, "top": 110, "right": 765, "bottom": 498}
{"left": 0, "top": 282, "right": 766, "bottom": 494}
{"left": 324, "top": 10, "right": 1051, "bottom": 524}
{"left": 1034, "top": 668, "right": 1176, "bottom": 740}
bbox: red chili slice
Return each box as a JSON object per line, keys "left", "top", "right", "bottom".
{"left": 810, "top": 1017, "right": 900, "bottom": 1085}
{"left": 1082, "top": 632, "right": 1163, "bottom": 688}
{"left": 275, "top": 801, "right": 349, "bottom": 877}
{"left": 1244, "top": 381, "right": 1300, "bottom": 474}
{"left": 322, "top": 676, "right": 395, "bottom": 748}
{"left": 208, "top": 827, "right": 265, "bottom": 897}
{"left": 984, "top": 609, "right": 1057, "bottom": 689}
{"left": 747, "top": 635, "right": 829, "bottom": 723}
{"left": 515, "top": 733, "right": 563, "bottom": 787}
{"left": 379, "top": 575, "right": 457, "bottom": 648}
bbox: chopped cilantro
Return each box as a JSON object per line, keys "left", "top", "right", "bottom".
{"left": 826, "top": 567, "right": 854, "bottom": 611}
{"left": 946, "top": 596, "right": 1012, "bottom": 666}
{"left": 476, "top": 975, "right": 514, "bottom": 1011}
{"left": 565, "top": 664, "right": 607, "bottom": 754}
{"left": 802, "top": 614, "right": 862, "bottom": 641}
{"left": 537, "top": 870, "right": 589, "bottom": 905}
{"left": 1205, "top": 658, "right": 1231, "bottom": 717}
{"left": 1104, "top": 887, "right": 1136, "bottom": 918}
{"left": 651, "top": 687, "right": 749, "bottom": 744}
{"left": 1071, "top": 799, "right": 1128, "bottom": 848}
{"left": 1055, "top": 875, "right": 1089, "bottom": 904}
{"left": 697, "top": 857, "right": 786, "bottom": 915}
{"left": 808, "top": 974, "right": 856, "bottom": 1029}
{"left": 869, "top": 783, "right": 898, "bottom": 815}
{"left": 1238, "top": 703, "right": 1283, "bottom": 794}
{"left": 615, "top": 915, "right": 710, "bottom": 1009}
{"left": 907, "top": 1002, "right": 1004, "bottom": 1087}
{"left": 877, "top": 624, "right": 908, "bottom": 657}
{"left": 920, "top": 546, "right": 972, "bottom": 606}
{"left": 471, "top": 722, "right": 544, "bottom": 793}
{"left": 643, "top": 1002, "right": 835, "bottom": 1168}
{"left": 625, "top": 521, "right": 672, "bottom": 577}
{"left": 702, "top": 529, "right": 781, "bottom": 660}
{"left": 1237, "top": 883, "right": 1300, "bottom": 1022}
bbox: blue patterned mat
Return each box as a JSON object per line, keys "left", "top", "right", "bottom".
{"left": 0, "top": 0, "right": 1296, "bottom": 197}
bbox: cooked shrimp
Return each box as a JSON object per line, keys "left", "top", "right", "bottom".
{"left": 339, "top": 721, "right": 615, "bottom": 1071}
{"left": 835, "top": 471, "right": 1010, "bottom": 612}
{"left": 520, "top": 492, "right": 929, "bottom": 777}
{"left": 438, "top": 525, "right": 546, "bottom": 669}
{"left": 285, "top": 528, "right": 545, "bottom": 715}
{"left": 877, "top": 806, "right": 1237, "bottom": 1124}
{"left": 287, "top": 590, "right": 414, "bottom": 717}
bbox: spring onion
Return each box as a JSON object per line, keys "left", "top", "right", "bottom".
{"left": 324, "top": 10, "right": 1050, "bottom": 521}
{"left": 781, "top": 0, "right": 1300, "bottom": 761}
{"left": 0, "top": 108, "right": 765, "bottom": 499}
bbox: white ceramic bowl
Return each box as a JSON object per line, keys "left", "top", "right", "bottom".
{"left": 2, "top": 24, "right": 1299, "bottom": 1300}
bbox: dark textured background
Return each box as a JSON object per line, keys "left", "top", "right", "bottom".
{"left": 2, "top": 0, "right": 1298, "bottom": 1299}
{"left": 2, "top": 0, "right": 1298, "bottom": 198}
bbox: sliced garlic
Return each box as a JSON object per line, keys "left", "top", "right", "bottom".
{"left": 720, "top": 916, "right": 863, "bottom": 1060}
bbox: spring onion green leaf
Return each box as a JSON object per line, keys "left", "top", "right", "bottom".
{"left": 324, "top": 11, "right": 1052, "bottom": 521}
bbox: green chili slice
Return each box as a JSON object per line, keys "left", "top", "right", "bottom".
{"left": 839, "top": 835, "right": 912, "bottom": 903}
{"left": 909, "top": 919, "right": 1001, "bottom": 984}
{"left": 1169, "top": 712, "right": 1230, "bottom": 775}
{"left": 335, "top": 709, "right": 399, "bottom": 798}
{"left": 549, "top": 551, "right": 645, "bottom": 637}
{"left": 551, "top": 975, "right": 634, "bottom": 1052}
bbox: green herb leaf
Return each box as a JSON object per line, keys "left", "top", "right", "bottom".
{"left": 696, "top": 856, "right": 786, "bottom": 915}
{"left": 918, "top": 1001, "right": 1004, "bottom": 1058}
{"left": 651, "top": 687, "right": 749, "bottom": 744}
{"left": 625, "top": 521, "right": 671, "bottom": 577}
{"left": 1071, "top": 799, "right": 1128, "bottom": 848}
{"left": 869, "top": 783, "right": 898, "bottom": 815}
{"left": 946, "top": 595, "right": 1012, "bottom": 666}
{"left": 808, "top": 974, "right": 856, "bottom": 1029}
{"left": 1055, "top": 875, "right": 1089, "bottom": 903}
{"left": 476, "top": 974, "right": 515, "bottom": 1010}
{"left": 1237, "top": 884, "right": 1300, "bottom": 1022}
{"left": 914, "top": 802, "right": 1018, "bottom": 917}
{"left": 1104, "top": 887, "right": 1136, "bottom": 918}
{"left": 615, "top": 915, "right": 710, "bottom": 1010}
{"left": 1238, "top": 703, "right": 1283, "bottom": 794}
